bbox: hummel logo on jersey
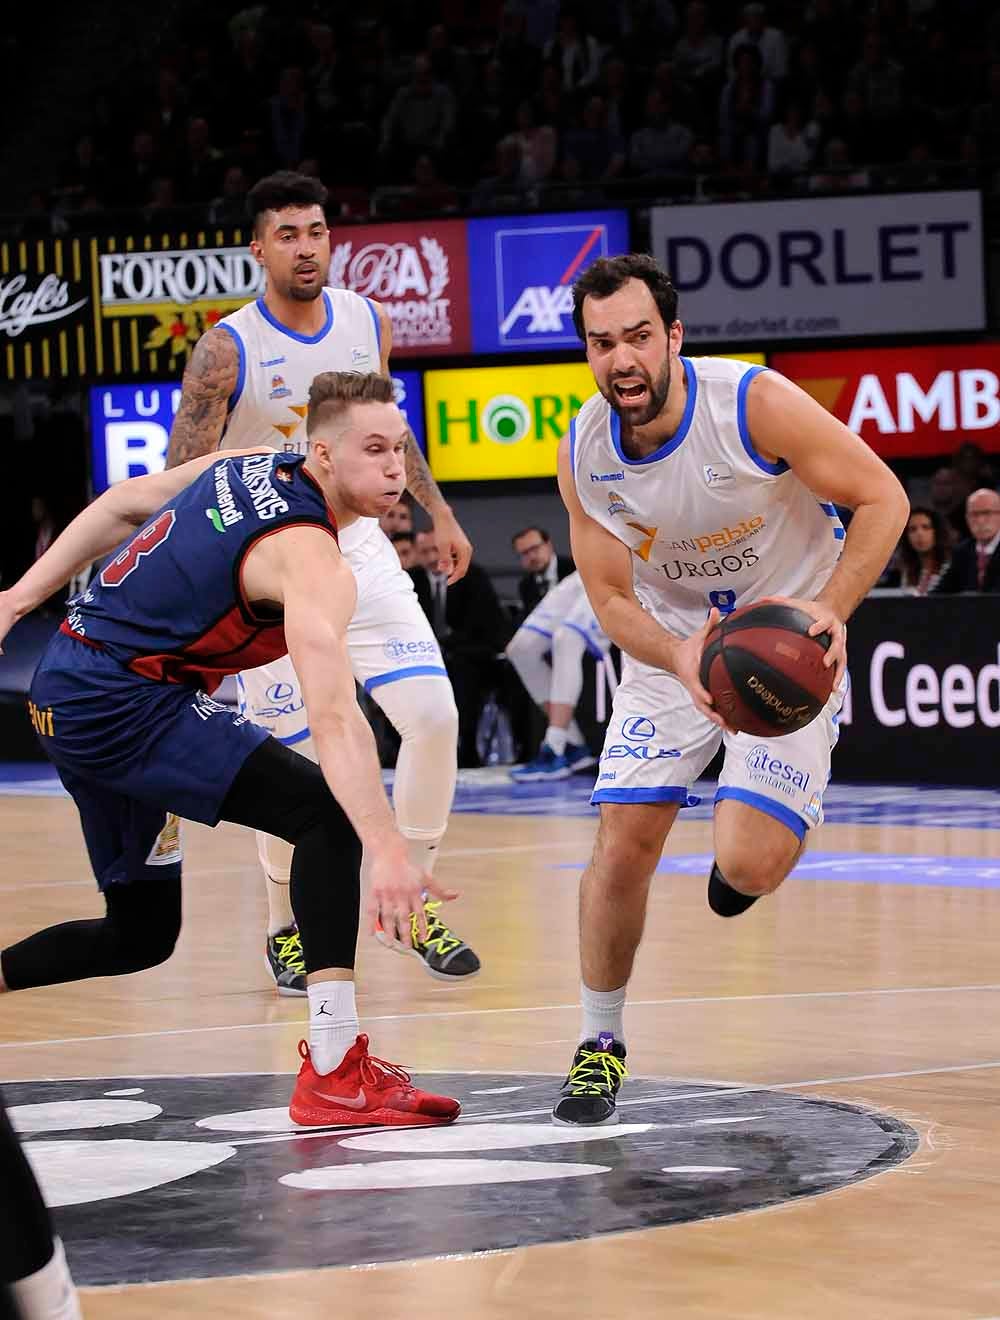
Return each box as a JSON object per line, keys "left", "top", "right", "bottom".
{"left": 260, "top": 356, "right": 286, "bottom": 367}
{"left": 704, "top": 462, "right": 734, "bottom": 485}
{"left": 590, "top": 471, "right": 625, "bottom": 482}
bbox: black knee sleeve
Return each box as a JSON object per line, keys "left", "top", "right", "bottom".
{"left": 1, "top": 879, "right": 182, "bottom": 991}
{"left": 0, "top": 1093, "right": 54, "bottom": 1284}
{"left": 222, "top": 738, "right": 363, "bottom": 973}
{"left": 707, "top": 862, "right": 759, "bottom": 918}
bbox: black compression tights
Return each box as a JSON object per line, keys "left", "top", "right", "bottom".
{"left": 219, "top": 737, "right": 363, "bottom": 973}
{"left": 0, "top": 1091, "right": 54, "bottom": 1285}
{"left": 1, "top": 738, "right": 362, "bottom": 992}
{"left": 1, "top": 876, "right": 182, "bottom": 991}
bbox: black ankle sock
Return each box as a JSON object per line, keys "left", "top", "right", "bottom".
{"left": 707, "top": 863, "right": 759, "bottom": 918}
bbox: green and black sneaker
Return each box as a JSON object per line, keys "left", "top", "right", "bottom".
{"left": 552, "top": 1034, "right": 628, "bottom": 1126}
{"left": 265, "top": 923, "right": 307, "bottom": 997}
{"left": 376, "top": 899, "right": 481, "bottom": 982}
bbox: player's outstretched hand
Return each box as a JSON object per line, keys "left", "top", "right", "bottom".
{"left": 670, "top": 608, "right": 733, "bottom": 732}
{"left": 366, "top": 844, "right": 458, "bottom": 948}
{"left": 771, "top": 596, "right": 846, "bottom": 687}
{"left": 433, "top": 509, "right": 473, "bottom": 584}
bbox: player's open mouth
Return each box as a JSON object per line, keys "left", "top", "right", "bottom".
{"left": 613, "top": 380, "right": 647, "bottom": 402}
{"left": 296, "top": 265, "right": 318, "bottom": 278}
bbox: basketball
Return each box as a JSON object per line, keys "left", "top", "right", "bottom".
{"left": 698, "top": 599, "right": 835, "bottom": 737}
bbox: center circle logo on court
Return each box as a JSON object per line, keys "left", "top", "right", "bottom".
{"left": 6, "top": 1071, "right": 916, "bottom": 1288}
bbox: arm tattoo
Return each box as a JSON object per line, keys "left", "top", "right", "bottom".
{"left": 164, "top": 328, "right": 239, "bottom": 469}
{"left": 404, "top": 436, "right": 447, "bottom": 515}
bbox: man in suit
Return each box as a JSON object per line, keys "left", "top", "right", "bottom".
{"left": 513, "top": 526, "right": 574, "bottom": 616}
{"left": 412, "top": 530, "right": 512, "bottom": 766}
{"left": 935, "top": 488, "right": 1000, "bottom": 594}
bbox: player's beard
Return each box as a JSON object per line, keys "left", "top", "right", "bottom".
{"left": 284, "top": 276, "right": 325, "bottom": 303}
{"left": 604, "top": 359, "right": 671, "bottom": 429}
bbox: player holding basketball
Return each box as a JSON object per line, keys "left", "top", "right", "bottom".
{"left": 552, "top": 254, "right": 908, "bottom": 1126}
{"left": 0, "top": 373, "right": 461, "bottom": 1129}
{"left": 166, "top": 171, "right": 479, "bottom": 994}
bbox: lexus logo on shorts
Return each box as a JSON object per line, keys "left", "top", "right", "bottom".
{"left": 622, "top": 717, "right": 656, "bottom": 741}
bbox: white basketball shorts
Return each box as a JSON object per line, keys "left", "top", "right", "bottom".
{"left": 591, "top": 652, "right": 847, "bottom": 837}
{"left": 236, "top": 525, "right": 448, "bottom": 745}
{"left": 519, "top": 572, "right": 612, "bottom": 658}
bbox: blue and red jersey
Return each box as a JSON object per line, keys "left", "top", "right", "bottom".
{"left": 62, "top": 451, "right": 337, "bottom": 694}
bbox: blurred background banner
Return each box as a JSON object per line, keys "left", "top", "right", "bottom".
{"left": 94, "top": 227, "right": 260, "bottom": 377}
{"left": 772, "top": 345, "right": 1000, "bottom": 458}
{"left": 424, "top": 360, "right": 595, "bottom": 481}
{"left": 466, "top": 209, "right": 630, "bottom": 353}
{"left": 1, "top": 236, "right": 95, "bottom": 381}
{"left": 836, "top": 597, "right": 1000, "bottom": 785}
{"left": 328, "top": 218, "right": 472, "bottom": 355}
{"left": 652, "top": 191, "right": 986, "bottom": 344}
{"left": 89, "top": 383, "right": 181, "bottom": 492}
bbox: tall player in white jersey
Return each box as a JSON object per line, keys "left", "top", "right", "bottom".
{"left": 551, "top": 254, "right": 908, "bottom": 1126}
{"left": 166, "top": 172, "right": 480, "bottom": 993}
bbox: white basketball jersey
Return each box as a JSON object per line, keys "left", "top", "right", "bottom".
{"left": 572, "top": 356, "right": 843, "bottom": 638}
{"left": 217, "top": 287, "right": 381, "bottom": 552}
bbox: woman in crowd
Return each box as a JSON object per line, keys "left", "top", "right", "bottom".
{"left": 893, "top": 506, "right": 952, "bottom": 595}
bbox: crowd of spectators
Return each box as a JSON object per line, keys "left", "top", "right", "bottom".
{"left": 16, "top": 0, "right": 1000, "bottom": 231}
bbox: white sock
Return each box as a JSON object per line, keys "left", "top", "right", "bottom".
{"left": 566, "top": 719, "right": 584, "bottom": 747}
{"left": 307, "top": 980, "right": 359, "bottom": 1074}
{"left": 11, "top": 1239, "right": 82, "bottom": 1320}
{"left": 545, "top": 725, "right": 568, "bottom": 756}
{"left": 580, "top": 982, "right": 626, "bottom": 1046}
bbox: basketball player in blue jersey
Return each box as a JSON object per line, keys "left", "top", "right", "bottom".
{"left": 0, "top": 372, "right": 461, "bottom": 1129}
{"left": 166, "top": 171, "right": 479, "bottom": 995}
{"left": 551, "top": 254, "right": 909, "bottom": 1126}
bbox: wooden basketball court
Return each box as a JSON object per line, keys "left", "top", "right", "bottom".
{"left": 3, "top": 767, "right": 1000, "bottom": 1319}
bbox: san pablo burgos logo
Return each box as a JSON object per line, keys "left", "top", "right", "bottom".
{"left": 329, "top": 238, "right": 450, "bottom": 349}
{"left": 0, "top": 274, "right": 88, "bottom": 338}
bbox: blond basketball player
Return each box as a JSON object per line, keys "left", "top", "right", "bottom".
{"left": 166, "top": 171, "right": 480, "bottom": 994}
{"left": 552, "top": 253, "right": 909, "bottom": 1126}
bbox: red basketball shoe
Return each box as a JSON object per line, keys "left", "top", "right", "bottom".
{"left": 289, "top": 1035, "right": 461, "bottom": 1127}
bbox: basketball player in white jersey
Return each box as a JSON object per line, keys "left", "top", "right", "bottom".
{"left": 551, "top": 254, "right": 909, "bottom": 1126}
{"left": 507, "top": 570, "right": 610, "bottom": 781}
{"left": 166, "top": 172, "right": 480, "bottom": 993}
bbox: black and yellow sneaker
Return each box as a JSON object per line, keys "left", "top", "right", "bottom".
{"left": 376, "top": 899, "right": 481, "bottom": 982}
{"left": 552, "top": 1034, "right": 628, "bottom": 1126}
{"left": 266, "top": 923, "right": 307, "bottom": 997}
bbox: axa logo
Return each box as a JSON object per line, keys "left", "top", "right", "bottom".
{"left": 494, "top": 222, "right": 613, "bottom": 346}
